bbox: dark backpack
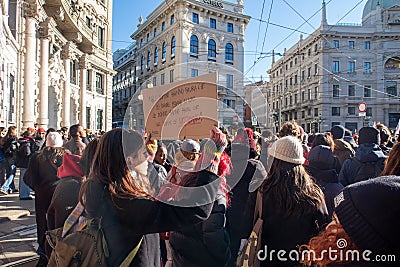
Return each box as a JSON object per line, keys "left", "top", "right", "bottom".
{"left": 352, "top": 157, "right": 385, "bottom": 184}
{"left": 15, "top": 140, "right": 31, "bottom": 168}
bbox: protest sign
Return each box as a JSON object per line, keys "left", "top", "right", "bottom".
{"left": 142, "top": 72, "right": 218, "bottom": 140}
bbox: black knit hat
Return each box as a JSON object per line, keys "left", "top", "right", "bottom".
{"left": 358, "top": 126, "right": 380, "bottom": 145}
{"left": 308, "top": 145, "right": 335, "bottom": 170}
{"left": 330, "top": 125, "right": 345, "bottom": 140}
{"left": 334, "top": 176, "right": 400, "bottom": 255}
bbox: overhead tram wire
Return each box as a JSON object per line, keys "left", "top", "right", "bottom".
{"left": 252, "top": 0, "right": 268, "bottom": 79}
{"left": 260, "top": 0, "right": 274, "bottom": 56}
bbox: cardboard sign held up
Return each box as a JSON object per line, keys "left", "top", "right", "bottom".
{"left": 142, "top": 73, "right": 218, "bottom": 140}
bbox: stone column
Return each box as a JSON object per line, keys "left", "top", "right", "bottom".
{"left": 37, "top": 18, "right": 55, "bottom": 129}
{"left": 61, "top": 43, "right": 73, "bottom": 128}
{"left": 79, "top": 55, "right": 89, "bottom": 128}
{"left": 22, "top": 2, "right": 39, "bottom": 130}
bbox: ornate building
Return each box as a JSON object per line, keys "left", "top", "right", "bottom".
{"left": 0, "top": 0, "right": 113, "bottom": 132}
{"left": 267, "top": 0, "right": 400, "bottom": 133}
{"left": 113, "top": 0, "right": 250, "bottom": 132}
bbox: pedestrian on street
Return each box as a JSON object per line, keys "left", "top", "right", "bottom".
{"left": 0, "top": 126, "right": 18, "bottom": 195}
{"left": 23, "top": 132, "right": 65, "bottom": 266}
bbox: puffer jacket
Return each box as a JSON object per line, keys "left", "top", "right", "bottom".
{"left": 169, "top": 188, "right": 230, "bottom": 267}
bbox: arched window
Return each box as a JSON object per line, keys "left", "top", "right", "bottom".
{"left": 162, "top": 42, "right": 167, "bottom": 60}
{"left": 190, "top": 35, "right": 199, "bottom": 55}
{"left": 208, "top": 39, "right": 216, "bottom": 58}
{"left": 140, "top": 55, "right": 144, "bottom": 71}
{"left": 147, "top": 51, "right": 151, "bottom": 68}
{"left": 154, "top": 47, "right": 159, "bottom": 63}
{"left": 225, "top": 43, "right": 234, "bottom": 61}
{"left": 171, "top": 36, "right": 176, "bottom": 56}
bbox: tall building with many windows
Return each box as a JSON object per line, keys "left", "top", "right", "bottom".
{"left": 1, "top": 0, "right": 114, "bottom": 132}
{"left": 267, "top": 0, "right": 400, "bottom": 133}
{"left": 113, "top": 0, "right": 250, "bottom": 132}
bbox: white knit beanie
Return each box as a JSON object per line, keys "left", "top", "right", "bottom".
{"left": 269, "top": 136, "right": 305, "bottom": 165}
{"left": 46, "top": 132, "right": 64, "bottom": 148}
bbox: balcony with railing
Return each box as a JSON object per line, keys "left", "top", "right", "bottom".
{"left": 44, "top": 0, "right": 99, "bottom": 53}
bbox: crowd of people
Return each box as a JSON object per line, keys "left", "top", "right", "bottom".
{"left": 0, "top": 121, "right": 399, "bottom": 267}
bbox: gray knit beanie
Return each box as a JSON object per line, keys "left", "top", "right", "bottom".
{"left": 269, "top": 136, "right": 305, "bottom": 165}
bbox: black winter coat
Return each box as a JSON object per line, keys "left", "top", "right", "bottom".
{"left": 169, "top": 189, "right": 230, "bottom": 267}
{"left": 83, "top": 170, "right": 220, "bottom": 267}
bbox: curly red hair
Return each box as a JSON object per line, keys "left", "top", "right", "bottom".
{"left": 300, "top": 218, "right": 360, "bottom": 267}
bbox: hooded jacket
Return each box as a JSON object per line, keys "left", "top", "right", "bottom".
{"left": 47, "top": 154, "right": 84, "bottom": 232}
{"left": 339, "top": 143, "right": 386, "bottom": 186}
{"left": 306, "top": 145, "right": 344, "bottom": 217}
{"left": 333, "top": 139, "right": 355, "bottom": 165}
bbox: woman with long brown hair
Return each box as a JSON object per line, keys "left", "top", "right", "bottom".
{"left": 244, "top": 136, "right": 328, "bottom": 267}
{"left": 79, "top": 127, "right": 225, "bottom": 266}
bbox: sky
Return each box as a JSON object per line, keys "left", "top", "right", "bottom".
{"left": 112, "top": 0, "right": 368, "bottom": 83}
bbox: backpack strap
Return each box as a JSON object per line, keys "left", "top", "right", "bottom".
{"left": 119, "top": 237, "right": 143, "bottom": 267}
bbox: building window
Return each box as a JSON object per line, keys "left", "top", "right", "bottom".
{"left": 308, "top": 67, "right": 311, "bottom": 78}
{"left": 364, "top": 85, "right": 372, "bottom": 97}
{"left": 208, "top": 39, "right": 216, "bottom": 59}
{"left": 97, "top": 109, "right": 103, "bottom": 130}
{"left": 210, "top": 18, "right": 216, "bottom": 29}
{"left": 364, "top": 41, "right": 370, "bottom": 49}
{"left": 364, "top": 62, "right": 371, "bottom": 74}
{"left": 333, "top": 40, "right": 339, "bottom": 48}
{"left": 332, "top": 107, "right": 340, "bottom": 116}
{"left": 171, "top": 36, "right": 176, "bottom": 57}
{"left": 162, "top": 42, "right": 166, "bottom": 61}
{"left": 96, "top": 73, "right": 104, "bottom": 94}
{"left": 302, "top": 110, "right": 305, "bottom": 118}
{"left": 70, "top": 61, "right": 77, "bottom": 84}
{"left": 86, "top": 70, "right": 90, "bottom": 90}
{"left": 190, "top": 35, "right": 199, "bottom": 56}
{"left": 308, "top": 89, "right": 311, "bottom": 100}
{"left": 170, "top": 14, "right": 174, "bottom": 25}
{"left": 314, "top": 44, "right": 318, "bottom": 52}
{"left": 314, "top": 108, "right": 319, "bottom": 117}
{"left": 98, "top": 26, "right": 104, "bottom": 48}
{"left": 147, "top": 33, "right": 150, "bottom": 42}
{"left": 366, "top": 107, "right": 372, "bottom": 117}
{"left": 332, "top": 61, "right": 339, "bottom": 72}
{"left": 348, "top": 41, "right": 355, "bottom": 49}
{"left": 386, "top": 81, "right": 397, "bottom": 97}
{"left": 225, "top": 43, "right": 233, "bottom": 62}
{"left": 314, "top": 64, "right": 318, "bottom": 75}
{"left": 333, "top": 84, "right": 340, "bottom": 97}
{"left": 170, "top": 69, "right": 174, "bottom": 83}
{"left": 154, "top": 47, "right": 159, "bottom": 64}
{"left": 301, "top": 91, "right": 305, "bottom": 101}
{"left": 162, "top": 21, "right": 165, "bottom": 31}
{"left": 223, "top": 99, "right": 235, "bottom": 109}
{"left": 192, "top": 13, "right": 199, "bottom": 24}
{"left": 314, "top": 86, "right": 318, "bottom": 99}
{"left": 348, "top": 107, "right": 356, "bottom": 115}
{"left": 226, "top": 74, "right": 233, "bottom": 89}
{"left": 294, "top": 75, "right": 298, "bottom": 84}
{"left": 86, "top": 107, "right": 91, "bottom": 129}
{"left": 308, "top": 48, "right": 311, "bottom": 56}
{"left": 154, "top": 28, "right": 157, "bottom": 37}
{"left": 348, "top": 61, "right": 355, "bottom": 73}
{"left": 147, "top": 51, "right": 151, "bottom": 69}
{"left": 191, "top": 69, "right": 198, "bottom": 77}
{"left": 153, "top": 77, "right": 157, "bottom": 87}
{"left": 301, "top": 70, "right": 305, "bottom": 81}
{"left": 348, "top": 85, "right": 355, "bottom": 96}
{"left": 86, "top": 17, "right": 91, "bottom": 27}
{"left": 295, "top": 94, "right": 298, "bottom": 103}
{"left": 140, "top": 56, "right": 144, "bottom": 71}
{"left": 161, "top": 73, "right": 165, "bottom": 85}
{"left": 227, "top": 22, "right": 233, "bottom": 33}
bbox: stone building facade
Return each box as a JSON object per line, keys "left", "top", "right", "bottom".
{"left": 113, "top": 0, "right": 250, "bottom": 132}
{"left": 0, "top": 0, "right": 113, "bottom": 132}
{"left": 267, "top": 0, "right": 400, "bottom": 133}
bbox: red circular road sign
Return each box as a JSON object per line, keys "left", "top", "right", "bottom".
{"left": 358, "top": 102, "right": 367, "bottom": 112}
